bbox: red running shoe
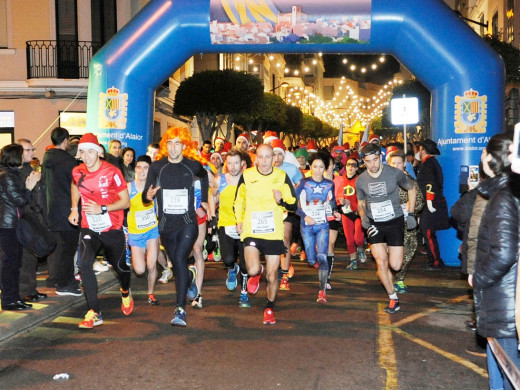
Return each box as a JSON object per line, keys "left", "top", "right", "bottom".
{"left": 263, "top": 308, "right": 276, "bottom": 325}
{"left": 247, "top": 265, "right": 264, "bottom": 295}
{"left": 317, "top": 290, "right": 327, "bottom": 304}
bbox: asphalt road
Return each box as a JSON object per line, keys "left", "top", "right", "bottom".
{"left": 0, "top": 251, "right": 488, "bottom": 390}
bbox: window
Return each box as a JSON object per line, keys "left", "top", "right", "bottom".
{"left": 0, "top": 0, "right": 7, "bottom": 48}
{"left": 91, "top": 0, "right": 117, "bottom": 46}
{"left": 56, "top": 0, "right": 79, "bottom": 78}
{"left": 492, "top": 11, "right": 499, "bottom": 39}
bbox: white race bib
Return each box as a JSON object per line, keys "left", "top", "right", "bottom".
{"left": 370, "top": 200, "right": 395, "bottom": 222}
{"left": 163, "top": 189, "right": 188, "bottom": 214}
{"left": 251, "top": 211, "right": 275, "bottom": 234}
{"left": 224, "top": 225, "right": 240, "bottom": 240}
{"left": 401, "top": 204, "right": 408, "bottom": 217}
{"left": 306, "top": 204, "right": 326, "bottom": 224}
{"left": 135, "top": 208, "right": 156, "bottom": 230}
{"left": 86, "top": 213, "right": 112, "bottom": 233}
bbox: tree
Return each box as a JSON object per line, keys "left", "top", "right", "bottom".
{"left": 173, "top": 69, "right": 263, "bottom": 141}
{"left": 281, "top": 105, "right": 303, "bottom": 145}
{"left": 484, "top": 36, "right": 520, "bottom": 83}
{"left": 234, "top": 92, "right": 288, "bottom": 136}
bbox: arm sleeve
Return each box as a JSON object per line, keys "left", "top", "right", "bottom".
{"left": 280, "top": 173, "right": 297, "bottom": 212}
{"left": 233, "top": 175, "right": 246, "bottom": 224}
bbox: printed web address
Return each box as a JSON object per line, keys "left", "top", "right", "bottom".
{"left": 452, "top": 146, "right": 485, "bottom": 151}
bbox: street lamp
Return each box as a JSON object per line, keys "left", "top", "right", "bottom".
{"left": 270, "top": 81, "right": 289, "bottom": 93}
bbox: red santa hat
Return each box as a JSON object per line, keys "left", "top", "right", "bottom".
{"left": 271, "top": 139, "right": 286, "bottom": 155}
{"left": 224, "top": 141, "right": 233, "bottom": 152}
{"left": 210, "top": 152, "right": 223, "bottom": 163}
{"left": 78, "top": 133, "right": 103, "bottom": 154}
{"left": 360, "top": 141, "right": 369, "bottom": 148}
{"left": 263, "top": 131, "right": 278, "bottom": 144}
{"left": 350, "top": 151, "right": 361, "bottom": 161}
{"left": 306, "top": 140, "right": 318, "bottom": 153}
{"left": 332, "top": 145, "right": 345, "bottom": 153}
{"left": 236, "top": 133, "right": 250, "bottom": 145}
{"left": 214, "top": 137, "right": 225, "bottom": 146}
{"left": 343, "top": 142, "right": 350, "bottom": 149}
{"left": 369, "top": 134, "right": 380, "bottom": 143}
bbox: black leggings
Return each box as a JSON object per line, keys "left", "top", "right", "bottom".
{"left": 218, "top": 227, "right": 247, "bottom": 275}
{"left": 161, "top": 223, "right": 198, "bottom": 307}
{"left": 79, "top": 228, "right": 131, "bottom": 313}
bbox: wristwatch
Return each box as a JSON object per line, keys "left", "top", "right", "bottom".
{"left": 101, "top": 205, "right": 108, "bottom": 214}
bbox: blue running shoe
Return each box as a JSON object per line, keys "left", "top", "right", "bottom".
{"left": 239, "top": 292, "right": 251, "bottom": 308}
{"left": 171, "top": 306, "right": 186, "bottom": 326}
{"left": 187, "top": 265, "right": 198, "bottom": 300}
{"left": 358, "top": 247, "right": 367, "bottom": 263}
{"left": 226, "top": 264, "right": 239, "bottom": 291}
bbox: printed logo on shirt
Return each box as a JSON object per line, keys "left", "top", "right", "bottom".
{"left": 114, "top": 173, "right": 122, "bottom": 187}
{"left": 368, "top": 182, "right": 387, "bottom": 197}
{"left": 99, "top": 176, "right": 109, "bottom": 188}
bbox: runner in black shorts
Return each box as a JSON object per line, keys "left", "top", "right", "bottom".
{"left": 356, "top": 143, "right": 416, "bottom": 314}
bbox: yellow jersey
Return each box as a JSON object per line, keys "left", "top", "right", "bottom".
{"left": 234, "top": 167, "right": 296, "bottom": 241}
{"left": 127, "top": 181, "right": 158, "bottom": 234}
{"left": 217, "top": 174, "right": 238, "bottom": 228}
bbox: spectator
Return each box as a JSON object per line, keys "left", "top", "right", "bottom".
{"left": 106, "top": 139, "right": 123, "bottom": 169}
{"left": 121, "top": 146, "right": 136, "bottom": 182}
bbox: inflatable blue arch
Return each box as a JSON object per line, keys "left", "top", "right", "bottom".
{"left": 85, "top": 0, "right": 505, "bottom": 266}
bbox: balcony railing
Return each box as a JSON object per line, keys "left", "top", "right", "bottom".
{"left": 26, "top": 40, "right": 102, "bottom": 79}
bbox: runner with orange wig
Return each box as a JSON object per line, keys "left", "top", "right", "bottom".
{"left": 143, "top": 126, "right": 209, "bottom": 326}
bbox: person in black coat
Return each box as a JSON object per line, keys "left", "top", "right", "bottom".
{"left": 473, "top": 133, "right": 520, "bottom": 390}
{"left": 416, "top": 139, "right": 451, "bottom": 269}
{"left": 41, "top": 127, "right": 81, "bottom": 296}
{"left": 0, "top": 144, "right": 40, "bottom": 310}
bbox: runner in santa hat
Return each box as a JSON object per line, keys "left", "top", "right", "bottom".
{"left": 369, "top": 134, "right": 386, "bottom": 160}
{"left": 236, "top": 132, "right": 256, "bottom": 165}
{"left": 307, "top": 140, "right": 318, "bottom": 154}
{"left": 210, "top": 151, "right": 224, "bottom": 175}
{"left": 263, "top": 131, "right": 300, "bottom": 167}
{"left": 272, "top": 139, "right": 303, "bottom": 291}
{"left": 214, "top": 137, "right": 225, "bottom": 153}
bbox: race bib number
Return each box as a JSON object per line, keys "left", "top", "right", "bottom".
{"left": 251, "top": 211, "right": 275, "bottom": 234}
{"left": 306, "top": 204, "right": 326, "bottom": 224}
{"left": 163, "top": 189, "right": 189, "bottom": 214}
{"left": 370, "top": 200, "right": 395, "bottom": 222}
{"left": 86, "top": 213, "right": 112, "bottom": 233}
{"left": 224, "top": 225, "right": 240, "bottom": 240}
{"left": 135, "top": 208, "right": 156, "bottom": 230}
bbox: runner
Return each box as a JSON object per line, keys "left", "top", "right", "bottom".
{"left": 234, "top": 144, "right": 297, "bottom": 325}
{"left": 296, "top": 151, "right": 340, "bottom": 303}
{"left": 356, "top": 142, "right": 416, "bottom": 313}
{"left": 272, "top": 139, "right": 302, "bottom": 291}
{"left": 143, "top": 126, "right": 208, "bottom": 327}
{"left": 127, "top": 155, "right": 161, "bottom": 305}
{"left": 69, "top": 133, "right": 132, "bottom": 329}
{"left": 209, "top": 149, "right": 250, "bottom": 307}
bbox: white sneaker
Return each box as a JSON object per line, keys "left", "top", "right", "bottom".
{"left": 191, "top": 295, "right": 202, "bottom": 309}
{"left": 158, "top": 268, "right": 173, "bottom": 284}
{"left": 326, "top": 283, "right": 332, "bottom": 290}
{"left": 93, "top": 261, "right": 109, "bottom": 274}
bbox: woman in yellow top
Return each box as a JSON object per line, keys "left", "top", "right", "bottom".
{"left": 127, "top": 155, "right": 161, "bottom": 305}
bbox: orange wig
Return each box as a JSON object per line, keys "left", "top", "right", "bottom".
{"left": 158, "top": 126, "right": 215, "bottom": 173}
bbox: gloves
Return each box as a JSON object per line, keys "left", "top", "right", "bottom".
{"left": 366, "top": 225, "right": 379, "bottom": 238}
{"left": 426, "top": 200, "right": 436, "bottom": 213}
{"left": 406, "top": 214, "right": 417, "bottom": 230}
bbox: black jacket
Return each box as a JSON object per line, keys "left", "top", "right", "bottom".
{"left": 41, "top": 148, "right": 78, "bottom": 231}
{"left": 474, "top": 175, "right": 520, "bottom": 338}
{"left": 450, "top": 188, "right": 478, "bottom": 274}
{"left": 0, "top": 166, "right": 31, "bottom": 228}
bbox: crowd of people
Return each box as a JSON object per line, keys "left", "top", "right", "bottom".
{"left": 0, "top": 125, "right": 519, "bottom": 387}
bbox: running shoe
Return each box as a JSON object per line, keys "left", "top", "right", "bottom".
{"left": 191, "top": 294, "right": 203, "bottom": 309}
{"left": 263, "top": 308, "right": 276, "bottom": 325}
{"left": 279, "top": 275, "right": 290, "bottom": 291}
{"left": 346, "top": 260, "right": 358, "bottom": 270}
{"left": 394, "top": 281, "right": 407, "bottom": 293}
{"left": 121, "top": 289, "right": 134, "bottom": 316}
{"left": 93, "top": 260, "right": 109, "bottom": 274}
{"left": 147, "top": 294, "right": 160, "bottom": 306}
{"left": 187, "top": 265, "right": 198, "bottom": 300}
{"left": 247, "top": 265, "right": 264, "bottom": 295}
{"left": 300, "top": 250, "right": 307, "bottom": 261}
{"left": 326, "top": 283, "right": 332, "bottom": 290}
{"left": 158, "top": 268, "right": 173, "bottom": 284}
{"left": 357, "top": 247, "right": 367, "bottom": 263}
{"left": 238, "top": 292, "right": 251, "bottom": 308}
{"left": 226, "top": 264, "right": 239, "bottom": 291}
{"left": 78, "top": 309, "right": 103, "bottom": 329}
{"left": 317, "top": 290, "right": 327, "bottom": 304}
{"left": 171, "top": 306, "right": 187, "bottom": 326}
{"left": 213, "top": 247, "right": 221, "bottom": 261}
{"left": 288, "top": 264, "right": 295, "bottom": 279}
{"left": 56, "top": 285, "right": 82, "bottom": 296}
{"left": 384, "top": 299, "right": 400, "bottom": 314}
{"left": 290, "top": 242, "right": 299, "bottom": 256}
